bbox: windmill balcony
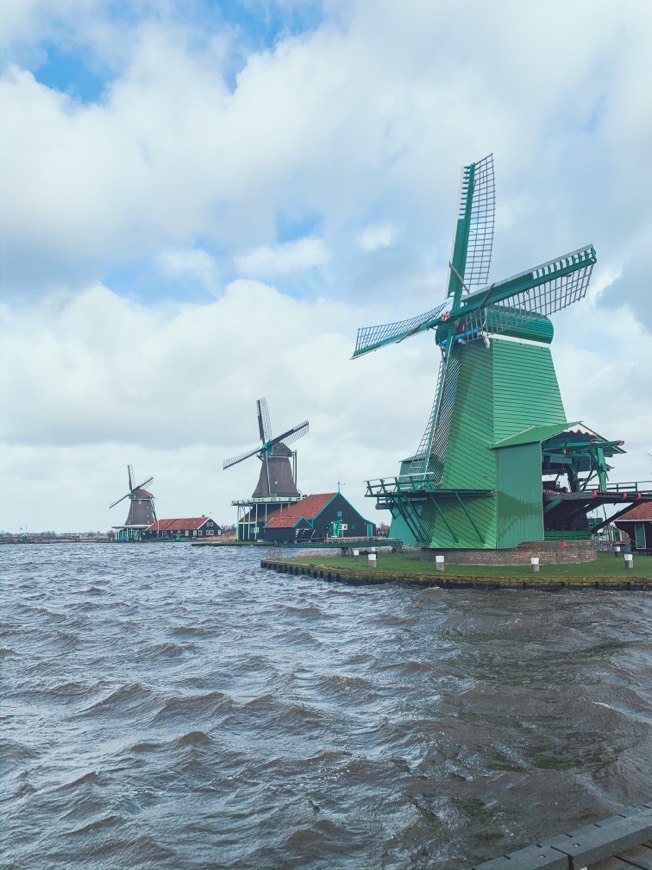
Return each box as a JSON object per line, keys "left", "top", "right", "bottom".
{"left": 366, "top": 475, "right": 493, "bottom": 498}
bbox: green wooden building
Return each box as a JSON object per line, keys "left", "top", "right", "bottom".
{"left": 354, "top": 155, "right": 652, "bottom": 550}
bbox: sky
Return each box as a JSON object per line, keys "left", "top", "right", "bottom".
{"left": 1, "top": 0, "right": 652, "bottom": 533}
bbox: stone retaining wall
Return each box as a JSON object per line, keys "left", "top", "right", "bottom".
{"left": 420, "top": 540, "right": 597, "bottom": 565}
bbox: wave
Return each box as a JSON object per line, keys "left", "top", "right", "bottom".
{"left": 151, "top": 690, "right": 233, "bottom": 724}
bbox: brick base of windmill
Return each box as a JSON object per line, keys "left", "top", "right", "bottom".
{"left": 420, "top": 539, "right": 595, "bottom": 566}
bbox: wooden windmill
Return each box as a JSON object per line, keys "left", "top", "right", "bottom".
{"left": 109, "top": 465, "right": 156, "bottom": 540}
{"left": 352, "top": 153, "right": 618, "bottom": 550}
{"left": 223, "top": 398, "right": 309, "bottom": 498}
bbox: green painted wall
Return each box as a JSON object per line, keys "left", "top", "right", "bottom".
{"left": 496, "top": 443, "right": 544, "bottom": 547}
{"left": 388, "top": 510, "right": 418, "bottom": 546}
{"left": 492, "top": 338, "right": 566, "bottom": 441}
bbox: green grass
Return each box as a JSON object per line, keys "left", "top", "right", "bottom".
{"left": 287, "top": 551, "right": 652, "bottom": 579}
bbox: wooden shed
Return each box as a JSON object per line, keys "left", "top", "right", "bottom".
{"left": 613, "top": 502, "right": 652, "bottom": 553}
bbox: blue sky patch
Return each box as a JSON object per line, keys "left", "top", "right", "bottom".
{"left": 34, "top": 42, "right": 107, "bottom": 103}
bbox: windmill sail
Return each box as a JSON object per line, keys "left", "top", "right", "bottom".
{"left": 353, "top": 299, "right": 452, "bottom": 359}
{"left": 461, "top": 153, "right": 495, "bottom": 291}
{"left": 223, "top": 445, "right": 262, "bottom": 470}
{"left": 273, "top": 421, "right": 309, "bottom": 447}
{"left": 492, "top": 247, "right": 596, "bottom": 316}
{"left": 257, "top": 398, "right": 273, "bottom": 443}
{"left": 405, "top": 355, "right": 448, "bottom": 477}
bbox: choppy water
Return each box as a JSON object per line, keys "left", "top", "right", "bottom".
{"left": 2, "top": 543, "right": 651, "bottom": 869}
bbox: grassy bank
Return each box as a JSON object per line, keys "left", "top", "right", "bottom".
{"left": 285, "top": 551, "right": 652, "bottom": 579}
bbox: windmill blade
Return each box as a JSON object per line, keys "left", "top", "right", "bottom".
{"left": 447, "top": 154, "right": 495, "bottom": 302}
{"left": 462, "top": 153, "right": 495, "bottom": 291}
{"left": 270, "top": 421, "right": 309, "bottom": 448}
{"left": 256, "top": 397, "right": 273, "bottom": 444}
{"left": 405, "top": 343, "right": 459, "bottom": 482}
{"left": 132, "top": 477, "right": 153, "bottom": 493}
{"left": 109, "top": 492, "right": 130, "bottom": 509}
{"left": 223, "top": 444, "right": 262, "bottom": 470}
{"left": 263, "top": 451, "right": 271, "bottom": 495}
{"left": 460, "top": 245, "right": 597, "bottom": 318}
{"left": 127, "top": 464, "right": 134, "bottom": 491}
{"left": 353, "top": 299, "right": 452, "bottom": 359}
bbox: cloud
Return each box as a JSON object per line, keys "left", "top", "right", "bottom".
{"left": 357, "top": 222, "right": 400, "bottom": 252}
{"left": 157, "top": 247, "right": 220, "bottom": 291}
{"left": 236, "top": 236, "right": 327, "bottom": 276}
{"left": 3, "top": 0, "right": 650, "bottom": 312}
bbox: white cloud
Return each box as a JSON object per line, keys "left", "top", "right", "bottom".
{"left": 236, "top": 237, "right": 328, "bottom": 276}
{"left": 357, "top": 222, "right": 400, "bottom": 252}
{"left": 157, "top": 247, "right": 219, "bottom": 291}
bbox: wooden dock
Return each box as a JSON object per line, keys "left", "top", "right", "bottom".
{"left": 193, "top": 537, "right": 402, "bottom": 551}
{"left": 472, "top": 804, "right": 652, "bottom": 869}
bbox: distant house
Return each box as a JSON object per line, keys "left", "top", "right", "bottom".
{"left": 257, "top": 492, "right": 376, "bottom": 543}
{"left": 143, "top": 517, "right": 222, "bottom": 541}
{"left": 613, "top": 503, "right": 652, "bottom": 553}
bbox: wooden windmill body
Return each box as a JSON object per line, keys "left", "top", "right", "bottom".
{"left": 353, "top": 155, "right": 649, "bottom": 552}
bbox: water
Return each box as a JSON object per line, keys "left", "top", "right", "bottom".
{"left": 2, "top": 543, "right": 651, "bottom": 869}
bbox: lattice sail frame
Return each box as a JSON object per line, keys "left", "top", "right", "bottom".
{"left": 353, "top": 299, "right": 452, "bottom": 358}
{"left": 491, "top": 247, "right": 595, "bottom": 317}
{"left": 257, "top": 398, "right": 273, "bottom": 443}
{"left": 460, "top": 153, "right": 495, "bottom": 291}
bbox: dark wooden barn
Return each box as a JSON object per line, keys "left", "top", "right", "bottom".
{"left": 143, "top": 517, "right": 222, "bottom": 541}
{"left": 613, "top": 502, "right": 652, "bottom": 553}
{"left": 257, "top": 492, "right": 376, "bottom": 543}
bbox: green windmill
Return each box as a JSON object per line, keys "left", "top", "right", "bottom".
{"left": 352, "top": 154, "right": 632, "bottom": 550}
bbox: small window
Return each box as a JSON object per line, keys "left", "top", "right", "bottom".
{"left": 337, "top": 511, "right": 342, "bottom": 518}
{"left": 207, "top": 529, "right": 214, "bottom": 536}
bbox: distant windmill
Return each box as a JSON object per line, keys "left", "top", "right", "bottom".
{"left": 223, "top": 398, "right": 309, "bottom": 498}
{"left": 109, "top": 464, "right": 157, "bottom": 529}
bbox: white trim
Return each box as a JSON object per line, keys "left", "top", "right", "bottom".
{"left": 488, "top": 333, "right": 549, "bottom": 348}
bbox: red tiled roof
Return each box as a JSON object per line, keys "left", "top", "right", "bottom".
{"left": 148, "top": 517, "right": 216, "bottom": 532}
{"left": 264, "top": 493, "right": 336, "bottom": 529}
{"left": 614, "top": 502, "right": 652, "bottom": 522}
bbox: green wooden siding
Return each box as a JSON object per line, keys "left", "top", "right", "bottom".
{"left": 497, "top": 444, "right": 544, "bottom": 547}
{"left": 440, "top": 342, "right": 495, "bottom": 490}
{"left": 389, "top": 511, "right": 418, "bottom": 547}
{"left": 492, "top": 338, "right": 566, "bottom": 442}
